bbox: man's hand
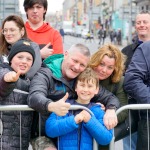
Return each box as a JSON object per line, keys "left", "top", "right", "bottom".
{"left": 4, "top": 71, "right": 21, "bottom": 82}
{"left": 103, "top": 109, "right": 118, "bottom": 130}
{"left": 48, "top": 93, "right": 71, "bottom": 116}
{"left": 40, "top": 43, "right": 54, "bottom": 59}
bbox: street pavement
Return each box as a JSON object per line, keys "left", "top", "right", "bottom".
{"left": 63, "top": 35, "right": 128, "bottom": 54}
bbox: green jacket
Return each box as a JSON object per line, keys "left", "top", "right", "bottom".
{"left": 43, "top": 54, "right": 64, "bottom": 78}
{"left": 100, "top": 76, "right": 128, "bottom": 123}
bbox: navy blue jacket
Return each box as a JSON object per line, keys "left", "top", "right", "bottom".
{"left": 124, "top": 41, "right": 150, "bottom": 119}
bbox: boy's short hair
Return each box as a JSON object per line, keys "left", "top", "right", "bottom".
{"left": 76, "top": 67, "right": 99, "bottom": 88}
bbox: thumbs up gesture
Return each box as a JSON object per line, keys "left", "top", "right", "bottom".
{"left": 4, "top": 71, "right": 21, "bottom": 82}
{"left": 40, "top": 43, "right": 54, "bottom": 59}
{"left": 48, "top": 93, "right": 71, "bottom": 116}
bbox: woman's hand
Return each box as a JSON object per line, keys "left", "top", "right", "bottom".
{"left": 96, "top": 102, "right": 105, "bottom": 110}
{"left": 103, "top": 109, "right": 118, "bottom": 130}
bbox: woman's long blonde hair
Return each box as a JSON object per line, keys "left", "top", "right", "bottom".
{"left": 89, "top": 44, "right": 126, "bottom": 83}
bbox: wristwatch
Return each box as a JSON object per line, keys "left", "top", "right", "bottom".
{"left": 107, "top": 105, "right": 116, "bottom": 111}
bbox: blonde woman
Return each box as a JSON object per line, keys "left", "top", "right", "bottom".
{"left": 89, "top": 44, "right": 128, "bottom": 150}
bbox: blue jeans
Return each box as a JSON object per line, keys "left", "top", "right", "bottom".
{"left": 123, "top": 132, "right": 137, "bottom": 150}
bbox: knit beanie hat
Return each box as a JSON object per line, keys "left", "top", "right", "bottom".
{"left": 8, "top": 39, "right": 35, "bottom": 64}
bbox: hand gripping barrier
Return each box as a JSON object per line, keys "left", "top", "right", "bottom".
{"left": 109, "top": 104, "right": 150, "bottom": 150}
{"left": 69, "top": 105, "right": 98, "bottom": 150}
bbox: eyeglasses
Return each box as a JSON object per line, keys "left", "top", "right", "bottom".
{"left": 1, "top": 28, "right": 20, "bottom": 35}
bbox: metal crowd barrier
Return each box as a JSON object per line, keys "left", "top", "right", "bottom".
{"left": 109, "top": 104, "right": 150, "bottom": 150}
{"left": 3, "top": 104, "right": 150, "bottom": 150}
{"left": 0, "top": 105, "right": 34, "bottom": 150}
{"left": 0, "top": 105, "right": 98, "bottom": 150}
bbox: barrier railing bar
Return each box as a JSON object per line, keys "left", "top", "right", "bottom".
{"left": 109, "top": 104, "right": 150, "bottom": 150}
{"left": 116, "top": 104, "right": 150, "bottom": 115}
{"left": 69, "top": 105, "right": 94, "bottom": 116}
{"left": 0, "top": 105, "right": 33, "bottom": 111}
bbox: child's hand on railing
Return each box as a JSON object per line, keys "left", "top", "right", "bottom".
{"left": 80, "top": 110, "right": 91, "bottom": 123}
{"left": 74, "top": 113, "right": 84, "bottom": 124}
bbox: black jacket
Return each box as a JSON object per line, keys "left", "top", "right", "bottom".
{"left": 0, "top": 64, "right": 32, "bottom": 150}
{"left": 122, "top": 41, "right": 140, "bottom": 71}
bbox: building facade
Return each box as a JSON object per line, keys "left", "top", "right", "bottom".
{"left": 61, "top": 0, "right": 148, "bottom": 40}
{"left": 0, "top": 0, "right": 20, "bottom": 26}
